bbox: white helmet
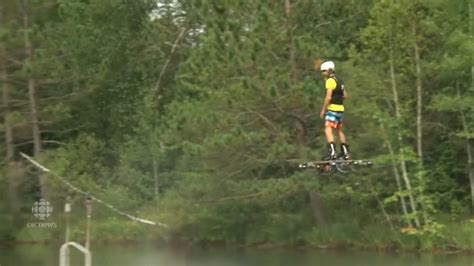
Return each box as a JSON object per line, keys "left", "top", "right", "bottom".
{"left": 320, "top": 61, "right": 335, "bottom": 71}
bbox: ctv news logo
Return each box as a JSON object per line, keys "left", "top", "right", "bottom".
{"left": 27, "top": 199, "right": 57, "bottom": 228}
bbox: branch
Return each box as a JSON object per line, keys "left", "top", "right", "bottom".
{"left": 37, "top": 75, "right": 97, "bottom": 86}
{"left": 198, "top": 191, "right": 265, "bottom": 203}
{"left": 152, "top": 27, "right": 186, "bottom": 98}
{"left": 0, "top": 76, "right": 27, "bottom": 86}
{"left": 271, "top": 101, "right": 308, "bottom": 126}
{"left": 0, "top": 55, "right": 24, "bottom": 66}
{"left": 14, "top": 140, "right": 67, "bottom": 147}
{"left": 243, "top": 107, "right": 280, "bottom": 134}
{"left": 41, "top": 126, "right": 84, "bottom": 134}
{"left": 309, "top": 10, "right": 364, "bottom": 33}
{"left": 39, "top": 92, "right": 82, "bottom": 103}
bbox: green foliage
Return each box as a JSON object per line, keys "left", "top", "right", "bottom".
{"left": 1, "top": 0, "right": 473, "bottom": 252}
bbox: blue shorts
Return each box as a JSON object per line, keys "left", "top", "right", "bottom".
{"left": 325, "top": 111, "right": 344, "bottom": 129}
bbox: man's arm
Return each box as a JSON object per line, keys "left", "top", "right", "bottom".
{"left": 320, "top": 89, "right": 332, "bottom": 118}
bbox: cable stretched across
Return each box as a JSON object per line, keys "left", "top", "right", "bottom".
{"left": 20, "top": 152, "right": 169, "bottom": 228}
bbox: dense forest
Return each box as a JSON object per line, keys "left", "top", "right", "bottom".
{"left": 0, "top": 0, "right": 473, "bottom": 251}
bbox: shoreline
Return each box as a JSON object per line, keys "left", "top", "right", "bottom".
{"left": 2, "top": 238, "right": 472, "bottom": 255}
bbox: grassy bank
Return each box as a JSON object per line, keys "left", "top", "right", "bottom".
{"left": 301, "top": 220, "right": 473, "bottom": 252}
{"left": 8, "top": 216, "right": 473, "bottom": 253}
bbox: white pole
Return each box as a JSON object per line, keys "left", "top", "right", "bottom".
{"left": 59, "top": 242, "right": 91, "bottom": 266}
{"left": 85, "top": 197, "right": 92, "bottom": 250}
{"left": 64, "top": 196, "right": 71, "bottom": 266}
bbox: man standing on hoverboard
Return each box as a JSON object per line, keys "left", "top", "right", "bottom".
{"left": 319, "top": 60, "right": 351, "bottom": 161}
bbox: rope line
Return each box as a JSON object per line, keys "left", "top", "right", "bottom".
{"left": 20, "top": 152, "right": 169, "bottom": 228}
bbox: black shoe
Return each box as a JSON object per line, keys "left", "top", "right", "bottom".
{"left": 323, "top": 154, "right": 338, "bottom": 161}
{"left": 339, "top": 143, "right": 351, "bottom": 160}
{"left": 323, "top": 142, "right": 337, "bottom": 161}
{"left": 337, "top": 153, "right": 351, "bottom": 160}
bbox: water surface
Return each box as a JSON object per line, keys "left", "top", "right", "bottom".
{"left": 1, "top": 244, "right": 472, "bottom": 266}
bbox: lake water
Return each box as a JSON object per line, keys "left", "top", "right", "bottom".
{"left": 0, "top": 243, "right": 472, "bottom": 266}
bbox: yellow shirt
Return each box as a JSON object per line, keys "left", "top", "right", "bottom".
{"left": 325, "top": 78, "right": 344, "bottom": 112}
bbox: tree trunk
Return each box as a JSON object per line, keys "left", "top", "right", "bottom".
{"left": 412, "top": 20, "right": 428, "bottom": 225}
{"left": 309, "top": 190, "right": 327, "bottom": 226}
{"left": 457, "top": 83, "right": 474, "bottom": 213}
{"left": 389, "top": 39, "right": 421, "bottom": 228}
{"left": 1, "top": 63, "right": 14, "bottom": 161}
{"left": 152, "top": 154, "right": 159, "bottom": 200}
{"left": 461, "top": 116, "right": 473, "bottom": 215}
{"left": 468, "top": 0, "right": 474, "bottom": 215}
{"left": 467, "top": 126, "right": 474, "bottom": 215}
{"left": 371, "top": 183, "right": 394, "bottom": 230}
{"left": 284, "top": 0, "right": 308, "bottom": 155}
{"left": 23, "top": 6, "right": 41, "bottom": 156}
{"left": 285, "top": 0, "right": 297, "bottom": 84}
{"left": 1, "top": 5, "right": 20, "bottom": 217}
{"left": 412, "top": 22, "right": 424, "bottom": 170}
{"left": 0, "top": 6, "right": 14, "bottom": 161}
{"left": 22, "top": 0, "right": 46, "bottom": 199}
{"left": 380, "top": 122, "right": 412, "bottom": 227}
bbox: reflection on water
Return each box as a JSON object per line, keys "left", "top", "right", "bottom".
{"left": 1, "top": 243, "right": 472, "bottom": 266}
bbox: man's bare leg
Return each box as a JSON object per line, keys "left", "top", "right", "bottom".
{"left": 337, "top": 128, "right": 350, "bottom": 159}
{"left": 325, "top": 126, "right": 335, "bottom": 143}
{"left": 337, "top": 128, "right": 346, "bottom": 143}
{"left": 324, "top": 126, "right": 337, "bottom": 159}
